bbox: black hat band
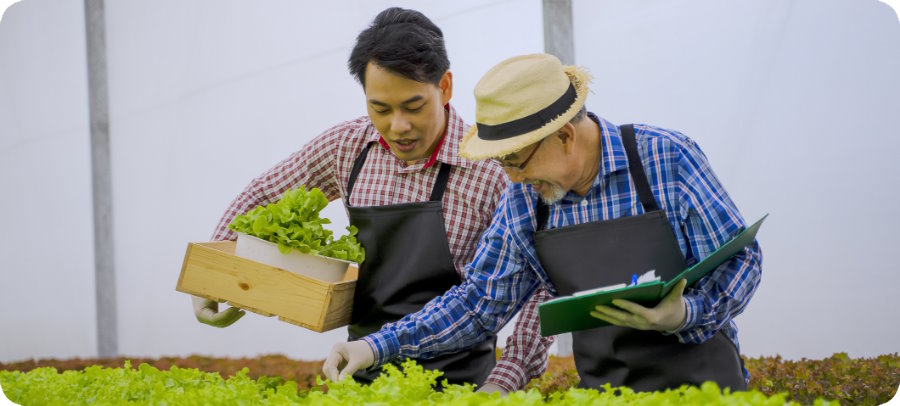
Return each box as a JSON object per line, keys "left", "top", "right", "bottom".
{"left": 475, "top": 83, "right": 577, "bottom": 141}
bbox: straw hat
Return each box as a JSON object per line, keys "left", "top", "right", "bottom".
{"left": 459, "top": 53, "right": 591, "bottom": 161}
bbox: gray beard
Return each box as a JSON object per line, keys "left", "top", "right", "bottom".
{"left": 537, "top": 183, "right": 568, "bottom": 205}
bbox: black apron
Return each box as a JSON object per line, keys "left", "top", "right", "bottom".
{"left": 533, "top": 122, "right": 746, "bottom": 392}
{"left": 345, "top": 142, "right": 496, "bottom": 386}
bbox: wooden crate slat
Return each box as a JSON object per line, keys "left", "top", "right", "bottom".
{"left": 176, "top": 241, "right": 356, "bottom": 332}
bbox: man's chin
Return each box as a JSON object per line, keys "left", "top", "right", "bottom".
{"left": 537, "top": 184, "right": 567, "bottom": 205}
{"left": 538, "top": 193, "right": 564, "bottom": 205}
{"left": 390, "top": 148, "right": 427, "bottom": 162}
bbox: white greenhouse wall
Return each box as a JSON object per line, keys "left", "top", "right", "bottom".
{"left": 1, "top": 0, "right": 899, "bottom": 364}
{"left": 0, "top": 0, "right": 97, "bottom": 362}
{"left": 0, "top": 0, "right": 544, "bottom": 362}
{"left": 573, "top": 0, "right": 900, "bottom": 359}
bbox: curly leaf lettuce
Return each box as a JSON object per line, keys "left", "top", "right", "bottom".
{"left": 228, "top": 186, "right": 365, "bottom": 263}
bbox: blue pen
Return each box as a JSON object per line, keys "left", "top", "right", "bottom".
{"left": 630, "top": 273, "right": 638, "bottom": 286}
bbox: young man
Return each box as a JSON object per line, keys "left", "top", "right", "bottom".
{"left": 191, "top": 9, "right": 552, "bottom": 392}
{"left": 324, "top": 53, "right": 763, "bottom": 392}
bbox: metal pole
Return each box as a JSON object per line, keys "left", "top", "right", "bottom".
{"left": 543, "top": 0, "right": 575, "bottom": 357}
{"left": 84, "top": 0, "right": 118, "bottom": 358}
{"left": 543, "top": 0, "right": 575, "bottom": 65}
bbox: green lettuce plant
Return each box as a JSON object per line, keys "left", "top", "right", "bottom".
{"left": 228, "top": 186, "right": 365, "bottom": 263}
{"left": 0, "top": 359, "right": 839, "bottom": 405}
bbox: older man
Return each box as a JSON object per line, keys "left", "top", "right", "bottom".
{"left": 325, "top": 53, "right": 762, "bottom": 392}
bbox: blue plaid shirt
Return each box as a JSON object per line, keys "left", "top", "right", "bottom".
{"left": 364, "top": 113, "right": 762, "bottom": 383}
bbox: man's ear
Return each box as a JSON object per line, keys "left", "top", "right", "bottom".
{"left": 557, "top": 122, "right": 576, "bottom": 153}
{"left": 439, "top": 70, "right": 453, "bottom": 105}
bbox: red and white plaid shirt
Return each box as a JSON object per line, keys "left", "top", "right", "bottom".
{"left": 211, "top": 105, "right": 553, "bottom": 391}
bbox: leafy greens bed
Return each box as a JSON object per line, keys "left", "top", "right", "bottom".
{"left": 0, "top": 359, "right": 838, "bottom": 405}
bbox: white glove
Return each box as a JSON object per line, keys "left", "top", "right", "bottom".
{"left": 192, "top": 295, "right": 245, "bottom": 328}
{"left": 590, "top": 278, "right": 688, "bottom": 332}
{"left": 322, "top": 340, "right": 375, "bottom": 382}
{"left": 476, "top": 382, "right": 510, "bottom": 396}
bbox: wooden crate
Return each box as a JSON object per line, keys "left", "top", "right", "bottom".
{"left": 176, "top": 240, "right": 357, "bottom": 332}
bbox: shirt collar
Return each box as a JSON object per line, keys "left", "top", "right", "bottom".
{"left": 589, "top": 112, "right": 629, "bottom": 180}
{"left": 368, "top": 104, "right": 472, "bottom": 169}
{"left": 557, "top": 112, "right": 628, "bottom": 203}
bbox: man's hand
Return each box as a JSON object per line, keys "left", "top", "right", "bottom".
{"left": 590, "top": 278, "right": 688, "bottom": 332}
{"left": 322, "top": 340, "right": 375, "bottom": 382}
{"left": 476, "top": 382, "right": 509, "bottom": 396}
{"left": 192, "top": 296, "right": 245, "bottom": 328}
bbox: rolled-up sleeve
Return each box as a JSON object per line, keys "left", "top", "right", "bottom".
{"left": 484, "top": 286, "right": 555, "bottom": 391}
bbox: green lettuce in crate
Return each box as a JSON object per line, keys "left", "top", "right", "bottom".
{"left": 228, "top": 186, "right": 365, "bottom": 263}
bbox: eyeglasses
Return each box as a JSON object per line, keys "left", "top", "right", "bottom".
{"left": 491, "top": 139, "right": 544, "bottom": 171}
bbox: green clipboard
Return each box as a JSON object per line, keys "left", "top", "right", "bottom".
{"left": 537, "top": 214, "right": 767, "bottom": 337}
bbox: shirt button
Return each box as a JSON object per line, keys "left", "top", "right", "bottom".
{"left": 581, "top": 199, "right": 589, "bottom": 206}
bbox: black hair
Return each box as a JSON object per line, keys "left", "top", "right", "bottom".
{"left": 348, "top": 7, "right": 450, "bottom": 87}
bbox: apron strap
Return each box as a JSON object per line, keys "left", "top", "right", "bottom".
{"left": 346, "top": 142, "right": 374, "bottom": 203}
{"left": 620, "top": 124, "right": 660, "bottom": 212}
{"left": 536, "top": 199, "right": 549, "bottom": 231}
{"left": 346, "top": 141, "right": 452, "bottom": 204}
{"left": 429, "top": 163, "right": 452, "bottom": 202}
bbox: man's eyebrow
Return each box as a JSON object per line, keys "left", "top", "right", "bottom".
{"left": 401, "top": 95, "right": 424, "bottom": 104}
{"left": 368, "top": 95, "right": 425, "bottom": 106}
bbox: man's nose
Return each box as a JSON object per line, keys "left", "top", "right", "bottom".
{"left": 391, "top": 112, "right": 412, "bottom": 133}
